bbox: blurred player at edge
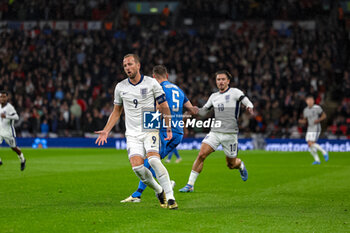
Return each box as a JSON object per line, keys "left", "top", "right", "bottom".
{"left": 298, "top": 95, "right": 329, "bottom": 165}
{"left": 121, "top": 65, "right": 198, "bottom": 203}
{"left": 0, "top": 90, "right": 26, "bottom": 171}
{"left": 95, "top": 55, "right": 177, "bottom": 209}
{"left": 179, "top": 70, "right": 253, "bottom": 192}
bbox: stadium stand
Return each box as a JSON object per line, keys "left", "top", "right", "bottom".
{"left": 0, "top": 0, "right": 349, "bottom": 139}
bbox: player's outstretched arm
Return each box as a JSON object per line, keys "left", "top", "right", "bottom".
{"left": 158, "top": 101, "right": 172, "bottom": 141}
{"left": 95, "top": 105, "right": 123, "bottom": 146}
{"left": 246, "top": 107, "right": 254, "bottom": 115}
{"left": 1, "top": 106, "right": 19, "bottom": 120}
{"left": 2, "top": 112, "right": 19, "bottom": 120}
{"left": 298, "top": 118, "right": 306, "bottom": 124}
{"left": 314, "top": 112, "right": 326, "bottom": 124}
{"left": 195, "top": 94, "right": 214, "bottom": 117}
{"left": 241, "top": 96, "right": 254, "bottom": 115}
{"left": 298, "top": 115, "right": 307, "bottom": 124}
{"left": 184, "top": 101, "right": 199, "bottom": 116}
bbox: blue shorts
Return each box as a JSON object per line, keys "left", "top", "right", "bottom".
{"left": 160, "top": 131, "right": 183, "bottom": 159}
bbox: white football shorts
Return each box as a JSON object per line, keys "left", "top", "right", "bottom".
{"left": 0, "top": 135, "right": 17, "bottom": 148}
{"left": 126, "top": 131, "right": 160, "bottom": 159}
{"left": 202, "top": 131, "right": 238, "bottom": 158}
{"left": 305, "top": 131, "right": 320, "bottom": 142}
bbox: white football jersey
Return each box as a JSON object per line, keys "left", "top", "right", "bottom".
{"left": 114, "top": 75, "right": 165, "bottom": 136}
{"left": 201, "top": 88, "right": 253, "bottom": 133}
{"left": 0, "top": 103, "right": 19, "bottom": 137}
{"left": 303, "top": 104, "right": 323, "bottom": 133}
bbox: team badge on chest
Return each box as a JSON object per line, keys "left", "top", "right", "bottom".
{"left": 140, "top": 88, "right": 148, "bottom": 99}
{"left": 225, "top": 95, "right": 230, "bottom": 103}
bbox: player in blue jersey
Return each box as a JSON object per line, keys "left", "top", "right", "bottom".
{"left": 121, "top": 65, "right": 198, "bottom": 203}
{"left": 165, "top": 148, "right": 182, "bottom": 163}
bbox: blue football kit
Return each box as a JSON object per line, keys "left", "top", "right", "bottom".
{"left": 131, "top": 80, "right": 188, "bottom": 198}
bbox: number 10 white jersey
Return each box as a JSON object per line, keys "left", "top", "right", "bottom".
{"left": 201, "top": 88, "right": 253, "bottom": 134}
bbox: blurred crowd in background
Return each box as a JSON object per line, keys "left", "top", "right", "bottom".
{"left": 0, "top": 0, "right": 119, "bottom": 20}
{"left": 0, "top": 0, "right": 349, "bottom": 139}
{"left": 0, "top": 0, "right": 334, "bottom": 21}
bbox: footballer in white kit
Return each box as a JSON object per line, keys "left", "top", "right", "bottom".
{"left": 0, "top": 90, "right": 26, "bottom": 170}
{"left": 180, "top": 70, "right": 254, "bottom": 193}
{"left": 113, "top": 72, "right": 165, "bottom": 158}
{"left": 95, "top": 54, "right": 178, "bottom": 209}
{"left": 299, "top": 95, "right": 329, "bottom": 165}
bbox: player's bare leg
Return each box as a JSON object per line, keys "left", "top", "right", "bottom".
{"left": 147, "top": 152, "right": 177, "bottom": 209}
{"left": 307, "top": 141, "right": 321, "bottom": 165}
{"left": 179, "top": 143, "right": 214, "bottom": 192}
{"left": 226, "top": 157, "right": 241, "bottom": 169}
{"left": 129, "top": 155, "right": 166, "bottom": 208}
{"left": 11, "top": 146, "right": 26, "bottom": 171}
{"left": 192, "top": 143, "right": 214, "bottom": 173}
{"left": 226, "top": 157, "right": 248, "bottom": 181}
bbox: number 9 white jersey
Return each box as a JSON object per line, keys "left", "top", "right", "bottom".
{"left": 114, "top": 75, "right": 166, "bottom": 136}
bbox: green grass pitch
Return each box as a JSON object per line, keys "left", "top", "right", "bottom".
{"left": 0, "top": 148, "right": 349, "bottom": 233}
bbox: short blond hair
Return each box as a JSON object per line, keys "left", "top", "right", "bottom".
{"left": 123, "top": 54, "right": 140, "bottom": 64}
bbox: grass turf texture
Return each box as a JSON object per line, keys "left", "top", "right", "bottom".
{"left": 0, "top": 148, "right": 349, "bottom": 233}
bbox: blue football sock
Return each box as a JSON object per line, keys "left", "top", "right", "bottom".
{"left": 144, "top": 158, "right": 156, "bottom": 178}
{"left": 168, "top": 151, "right": 173, "bottom": 160}
{"left": 132, "top": 181, "right": 147, "bottom": 198}
{"left": 173, "top": 148, "right": 180, "bottom": 159}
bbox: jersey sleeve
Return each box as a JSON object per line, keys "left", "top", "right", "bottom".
{"left": 233, "top": 88, "right": 245, "bottom": 101}
{"left": 235, "top": 88, "right": 253, "bottom": 108}
{"left": 203, "top": 94, "right": 213, "bottom": 110}
{"left": 6, "top": 105, "right": 19, "bottom": 120}
{"left": 113, "top": 84, "right": 122, "bottom": 105}
{"left": 198, "top": 94, "right": 213, "bottom": 116}
{"left": 317, "top": 105, "right": 323, "bottom": 115}
{"left": 153, "top": 79, "right": 166, "bottom": 104}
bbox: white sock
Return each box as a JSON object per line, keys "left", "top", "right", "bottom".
{"left": 309, "top": 147, "right": 320, "bottom": 162}
{"left": 312, "top": 143, "right": 326, "bottom": 155}
{"left": 188, "top": 170, "right": 199, "bottom": 186}
{"left": 132, "top": 165, "right": 162, "bottom": 194}
{"left": 239, "top": 161, "right": 245, "bottom": 170}
{"left": 148, "top": 156, "right": 174, "bottom": 201}
{"left": 18, "top": 153, "right": 25, "bottom": 163}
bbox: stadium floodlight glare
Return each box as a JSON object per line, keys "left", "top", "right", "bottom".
{"left": 150, "top": 7, "right": 158, "bottom": 13}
